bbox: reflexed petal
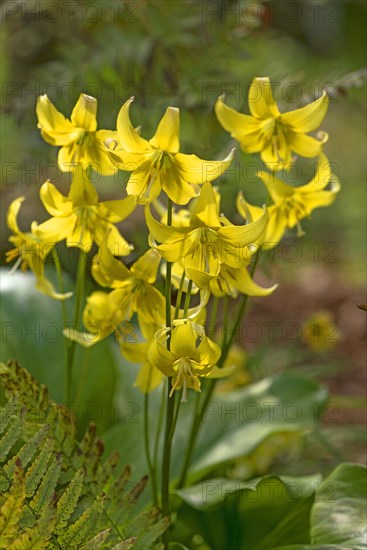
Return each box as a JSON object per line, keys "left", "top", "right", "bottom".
{"left": 70, "top": 94, "right": 97, "bottom": 131}
{"left": 281, "top": 90, "right": 329, "bottom": 132}
{"left": 206, "top": 365, "right": 236, "bottom": 378}
{"left": 174, "top": 148, "right": 235, "bottom": 185}
{"left": 134, "top": 362, "right": 164, "bottom": 393}
{"left": 155, "top": 233, "right": 197, "bottom": 263}
{"left": 215, "top": 95, "right": 265, "bottom": 141}
{"left": 131, "top": 249, "right": 161, "bottom": 282}
{"left": 218, "top": 207, "right": 269, "bottom": 246}
{"left": 162, "top": 164, "right": 200, "bottom": 205}
{"left": 98, "top": 195, "right": 136, "bottom": 222}
{"left": 39, "top": 181, "right": 73, "bottom": 216}
{"left": 145, "top": 205, "right": 192, "bottom": 243}
{"left": 35, "top": 273, "right": 73, "bottom": 301}
{"left": 149, "top": 107, "right": 180, "bottom": 153}
{"left": 69, "top": 165, "right": 99, "bottom": 205}
{"left": 230, "top": 266, "right": 277, "bottom": 296}
{"left": 7, "top": 197, "right": 25, "bottom": 234}
{"left": 298, "top": 153, "right": 331, "bottom": 192}
{"left": 116, "top": 97, "right": 152, "bottom": 152}
{"left": 108, "top": 149, "right": 150, "bottom": 170}
{"left": 236, "top": 192, "right": 264, "bottom": 223}
{"left": 136, "top": 285, "right": 165, "bottom": 325}
{"left": 147, "top": 333, "right": 174, "bottom": 375}
{"left": 126, "top": 159, "right": 162, "bottom": 203}
{"left": 257, "top": 170, "right": 294, "bottom": 203}
{"left": 248, "top": 77, "right": 280, "bottom": 119}
{"left": 193, "top": 337, "right": 221, "bottom": 366}
{"left": 286, "top": 129, "right": 328, "bottom": 158}
{"left": 91, "top": 243, "right": 131, "bottom": 287}
{"left": 190, "top": 182, "right": 221, "bottom": 228}
{"left": 36, "top": 95, "right": 76, "bottom": 146}
{"left": 58, "top": 143, "right": 78, "bottom": 171}
{"left": 170, "top": 323, "right": 196, "bottom": 357}
{"left": 85, "top": 132, "right": 118, "bottom": 175}
{"left": 121, "top": 340, "right": 149, "bottom": 363}
{"left": 94, "top": 223, "right": 133, "bottom": 256}
{"left": 35, "top": 215, "right": 75, "bottom": 244}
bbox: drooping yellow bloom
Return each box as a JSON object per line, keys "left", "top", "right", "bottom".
{"left": 215, "top": 77, "right": 329, "bottom": 171}
{"left": 36, "top": 93, "right": 117, "bottom": 174}
{"left": 36, "top": 166, "right": 136, "bottom": 253}
{"left": 237, "top": 154, "right": 340, "bottom": 246}
{"left": 147, "top": 322, "right": 221, "bottom": 401}
{"left": 146, "top": 181, "right": 269, "bottom": 288}
{"left": 209, "top": 263, "right": 277, "bottom": 298}
{"left": 5, "top": 197, "right": 72, "bottom": 300}
{"left": 108, "top": 97, "right": 235, "bottom": 205}
{"left": 92, "top": 244, "right": 165, "bottom": 333}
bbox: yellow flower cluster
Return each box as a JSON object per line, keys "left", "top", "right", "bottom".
{"left": 6, "top": 78, "right": 340, "bottom": 399}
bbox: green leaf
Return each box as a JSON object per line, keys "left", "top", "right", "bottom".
{"left": 59, "top": 493, "right": 105, "bottom": 549}
{"left": 0, "top": 270, "right": 117, "bottom": 434}
{"left": 0, "top": 461, "right": 25, "bottom": 544}
{"left": 25, "top": 438, "right": 54, "bottom": 497}
{"left": 174, "top": 474, "right": 322, "bottom": 550}
{"left": 55, "top": 467, "right": 84, "bottom": 534}
{"left": 310, "top": 463, "right": 367, "bottom": 549}
{"left": 29, "top": 456, "right": 61, "bottom": 514}
{"left": 0, "top": 415, "right": 23, "bottom": 462}
{"left": 4, "top": 425, "right": 49, "bottom": 479}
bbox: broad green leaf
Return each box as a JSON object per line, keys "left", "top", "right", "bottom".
{"left": 0, "top": 269, "right": 117, "bottom": 434}
{"left": 174, "top": 474, "right": 322, "bottom": 550}
{"left": 311, "top": 463, "right": 367, "bottom": 549}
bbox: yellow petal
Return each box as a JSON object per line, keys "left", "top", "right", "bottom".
{"left": 149, "top": 107, "right": 180, "bottom": 153}
{"left": 173, "top": 148, "right": 235, "bottom": 185}
{"left": 36, "top": 95, "right": 76, "bottom": 146}
{"left": 93, "top": 223, "right": 132, "bottom": 256}
{"left": 57, "top": 143, "right": 78, "bottom": 171}
{"left": 39, "top": 181, "right": 73, "bottom": 217}
{"left": 205, "top": 365, "right": 236, "bottom": 379}
{"left": 184, "top": 243, "right": 221, "bottom": 288}
{"left": 298, "top": 153, "right": 331, "bottom": 192}
{"left": 35, "top": 273, "right": 73, "bottom": 301}
{"left": 84, "top": 132, "right": 118, "bottom": 175}
{"left": 131, "top": 249, "right": 161, "bottom": 283}
{"left": 35, "top": 215, "right": 75, "bottom": 244}
{"left": 230, "top": 266, "right": 278, "bottom": 296}
{"left": 248, "top": 77, "right": 280, "bottom": 119}
{"left": 215, "top": 95, "right": 265, "bottom": 142}
{"left": 170, "top": 323, "right": 196, "bottom": 357}
{"left": 145, "top": 205, "right": 192, "bottom": 243}
{"left": 98, "top": 195, "right": 136, "bottom": 223}
{"left": 92, "top": 243, "right": 131, "bottom": 287}
{"left": 134, "top": 361, "right": 164, "bottom": 393}
{"left": 136, "top": 285, "right": 165, "bottom": 326}
{"left": 70, "top": 94, "right": 97, "bottom": 131}
{"left": 126, "top": 158, "right": 162, "bottom": 204}
{"left": 280, "top": 90, "right": 329, "bottom": 133}
{"left": 190, "top": 182, "right": 221, "bottom": 228}
{"left": 147, "top": 331, "right": 174, "bottom": 375}
{"left": 7, "top": 197, "right": 25, "bottom": 234}
{"left": 257, "top": 170, "right": 294, "bottom": 203}
{"left": 193, "top": 337, "right": 221, "bottom": 366}
{"left": 116, "top": 97, "right": 151, "bottom": 153}
{"left": 162, "top": 164, "right": 200, "bottom": 205}
{"left": 286, "top": 129, "right": 328, "bottom": 158}
{"left": 218, "top": 208, "right": 269, "bottom": 246}
{"left": 69, "top": 165, "right": 99, "bottom": 205}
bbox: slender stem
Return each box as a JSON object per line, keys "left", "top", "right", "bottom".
{"left": 174, "top": 270, "right": 186, "bottom": 320}
{"left": 67, "top": 248, "right": 88, "bottom": 403}
{"left": 176, "top": 252, "right": 261, "bottom": 488}
{"left": 52, "top": 248, "right": 70, "bottom": 403}
{"left": 144, "top": 393, "right": 158, "bottom": 506}
{"left": 222, "top": 295, "right": 229, "bottom": 347}
{"left": 161, "top": 198, "right": 175, "bottom": 536}
{"left": 183, "top": 279, "right": 193, "bottom": 319}
{"left": 153, "top": 386, "right": 165, "bottom": 489}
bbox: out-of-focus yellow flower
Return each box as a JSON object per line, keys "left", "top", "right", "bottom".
{"left": 238, "top": 154, "right": 340, "bottom": 246}
{"left": 36, "top": 166, "right": 136, "bottom": 253}
{"left": 147, "top": 322, "right": 221, "bottom": 402}
{"left": 302, "top": 311, "right": 340, "bottom": 352}
{"left": 5, "top": 197, "right": 72, "bottom": 300}
{"left": 108, "top": 97, "right": 235, "bottom": 205}
{"left": 146, "top": 182, "right": 269, "bottom": 288}
{"left": 92, "top": 244, "right": 165, "bottom": 333}
{"left": 36, "top": 94, "right": 117, "bottom": 174}
{"left": 215, "top": 77, "right": 329, "bottom": 171}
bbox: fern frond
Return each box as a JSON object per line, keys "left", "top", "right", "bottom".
{"left": 11, "top": 497, "right": 56, "bottom": 550}
{"left": 111, "top": 538, "right": 137, "bottom": 550}
{"left": 0, "top": 460, "right": 25, "bottom": 546}
{"left": 80, "top": 528, "right": 111, "bottom": 549}
{"left": 4, "top": 425, "right": 49, "bottom": 480}
{"left": 130, "top": 510, "right": 170, "bottom": 550}
{"left": 0, "top": 396, "right": 18, "bottom": 435}
{"left": 25, "top": 437, "right": 54, "bottom": 497}
{"left": 29, "top": 456, "right": 61, "bottom": 514}
{"left": 55, "top": 467, "right": 84, "bottom": 534}
{"left": 58, "top": 492, "right": 105, "bottom": 549}
{"left": 0, "top": 415, "right": 23, "bottom": 462}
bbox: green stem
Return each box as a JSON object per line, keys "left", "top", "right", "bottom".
{"left": 174, "top": 270, "right": 186, "bottom": 320}
{"left": 67, "top": 248, "right": 88, "bottom": 403}
{"left": 161, "top": 198, "right": 175, "bottom": 537}
{"left": 183, "top": 279, "right": 193, "bottom": 319}
{"left": 176, "top": 252, "right": 261, "bottom": 488}
{"left": 144, "top": 393, "right": 158, "bottom": 506}
{"left": 153, "top": 386, "right": 165, "bottom": 490}
{"left": 222, "top": 295, "right": 229, "bottom": 347}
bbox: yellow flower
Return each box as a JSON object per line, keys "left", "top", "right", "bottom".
{"left": 257, "top": 153, "right": 340, "bottom": 238}
{"left": 146, "top": 181, "right": 269, "bottom": 288}
{"left": 147, "top": 322, "right": 221, "bottom": 402}
{"left": 36, "top": 93, "right": 117, "bottom": 174}
{"left": 5, "top": 197, "right": 72, "bottom": 300}
{"left": 209, "top": 263, "right": 277, "bottom": 298}
{"left": 36, "top": 165, "right": 136, "bottom": 253}
{"left": 92, "top": 244, "right": 165, "bottom": 333}
{"left": 108, "top": 97, "right": 235, "bottom": 205}
{"left": 215, "top": 77, "right": 329, "bottom": 171}
{"left": 237, "top": 195, "right": 287, "bottom": 249}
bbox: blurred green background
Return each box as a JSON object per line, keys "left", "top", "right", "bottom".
{"left": 1, "top": 0, "right": 366, "bottom": 466}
